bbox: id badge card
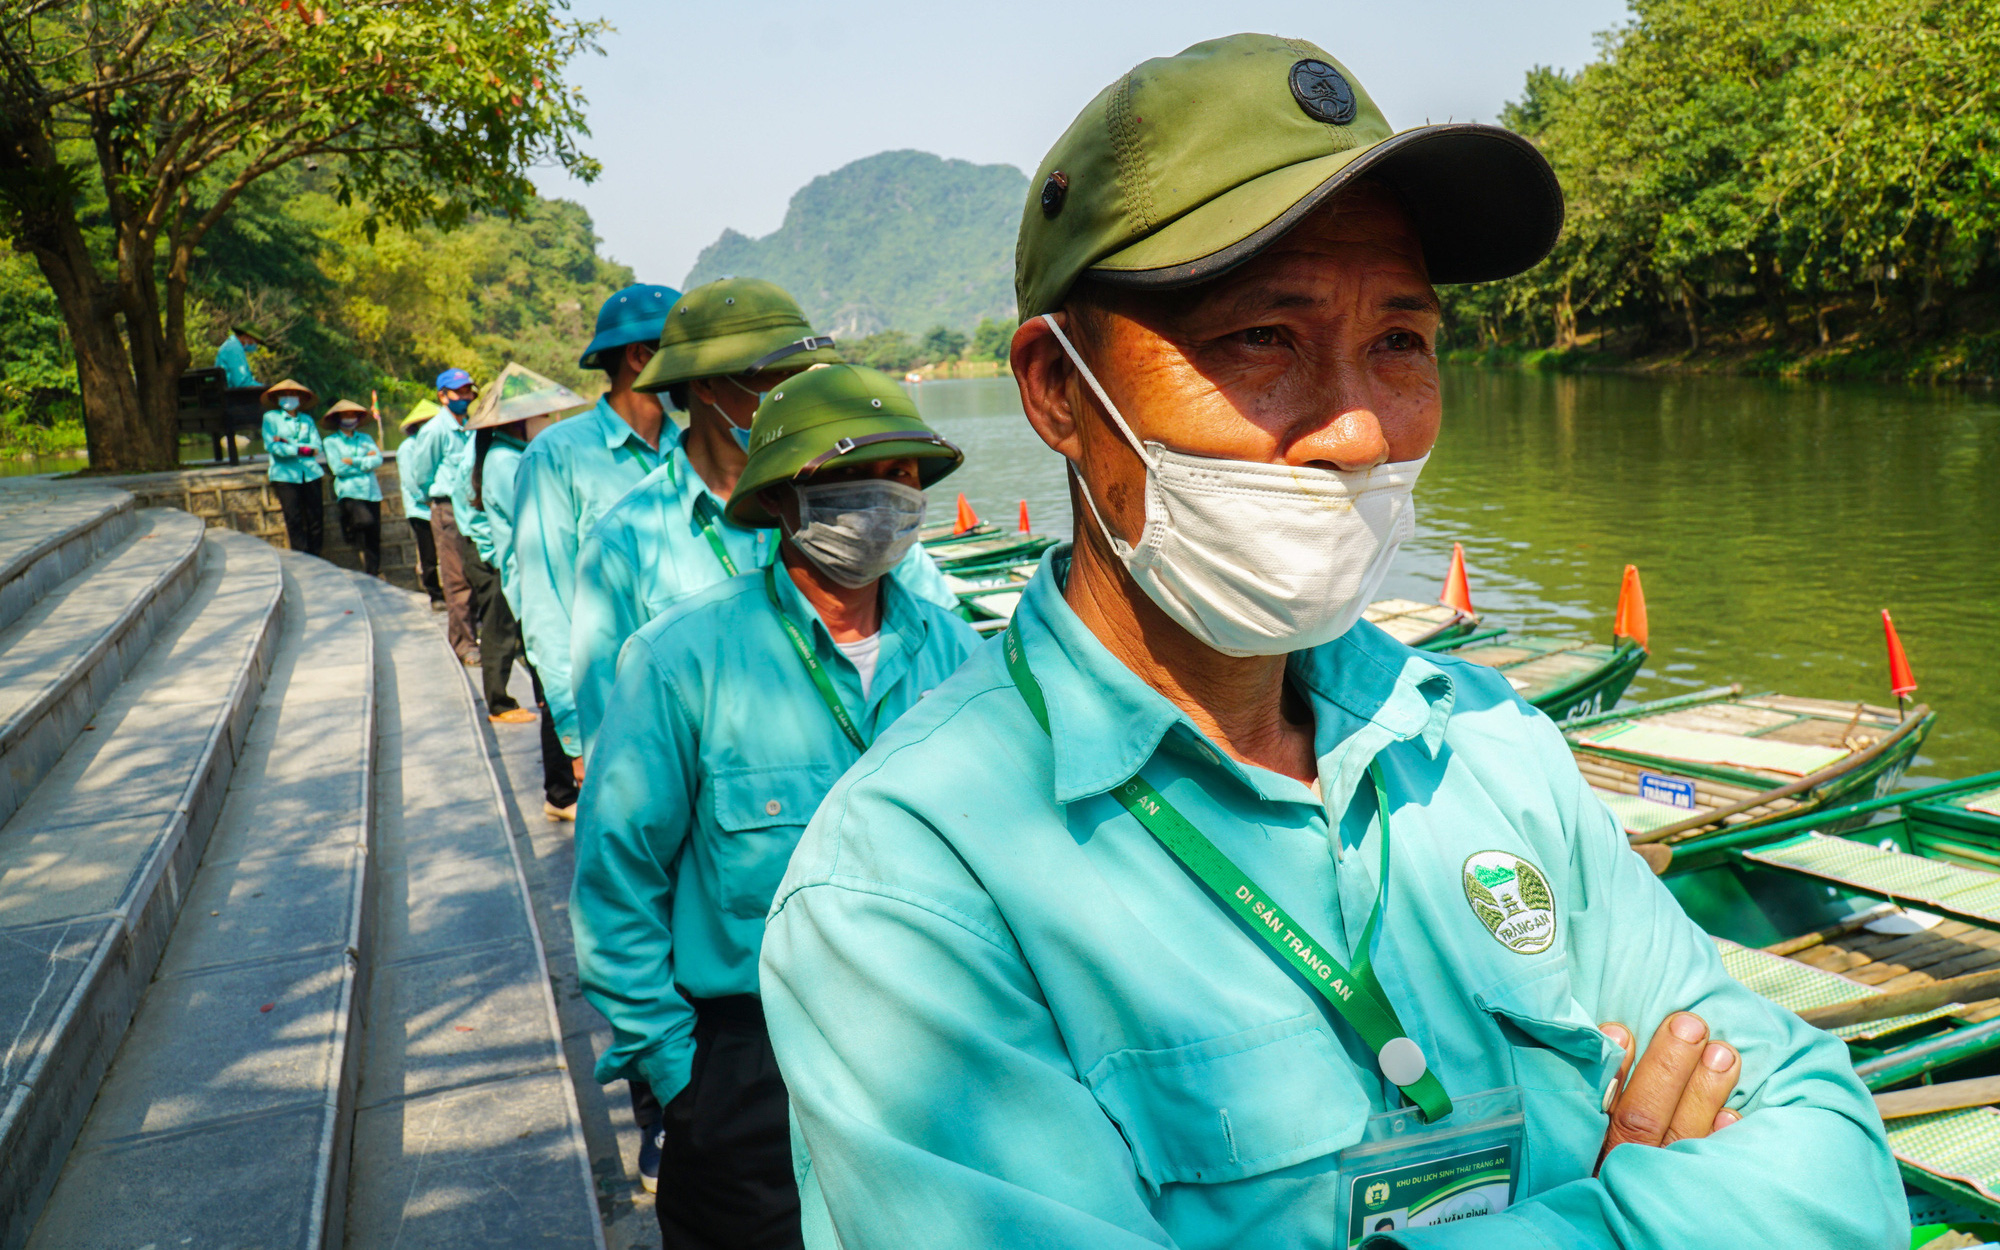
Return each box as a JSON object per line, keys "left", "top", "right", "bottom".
{"left": 1337, "top": 1086, "right": 1525, "bottom": 1247}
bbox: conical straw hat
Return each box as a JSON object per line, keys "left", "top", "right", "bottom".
{"left": 465, "top": 362, "right": 592, "bottom": 430}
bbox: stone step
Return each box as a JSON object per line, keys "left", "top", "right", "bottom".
{"left": 0, "top": 484, "right": 136, "bottom": 637}
{"left": 23, "top": 552, "right": 375, "bottom": 1249}
{"left": 0, "top": 530, "right": 284, "bottom": 1249}
{"left": 0, "top": 509, "right": 207, "bottom": 829}
{"left": 343, "top": 577, "right": 603, "bottom": 1249}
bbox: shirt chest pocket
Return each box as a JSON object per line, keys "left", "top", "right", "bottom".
{"left": 707, "top": 764, "right": 837, "bottom": 920}
{"left": 1083, "top": 1016, "right": 1370, "bottom": 1192}
{"left": 1475, "top": 965, "right": 1619, "bottom": 1097}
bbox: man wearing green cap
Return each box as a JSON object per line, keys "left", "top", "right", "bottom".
{"left": 513, "top": 283, "right": 681, "bottom": 800}
{"left": 758, "top": 34, "right": 1900, "bottom": 1250}
{"left": 567, "top": 277, "right": 959, "bottom": 757}
{"left": 571, "top": 363, "right": 980, "bottom": 1248}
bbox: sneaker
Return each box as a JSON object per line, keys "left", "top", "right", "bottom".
{"left": 639, "top": 1117, "right": 663, "bottom": 1194}
{"left": 428, "top": 599, "right": 447, "bottom": 613}
{"left": 543, "top": 801, "right": 577, "bottom": 822}
{"left": 489, "top": 707, "right": 538, "bottom": 725}
{"left": 460, "top": 649, "right": 481, "bottom": 668}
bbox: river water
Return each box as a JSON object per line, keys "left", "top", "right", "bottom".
{"left": 915, "top": 369, "right": 2000, "bottom": 782}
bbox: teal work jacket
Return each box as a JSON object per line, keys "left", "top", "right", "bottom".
{"left": 215, "top": 334, "right": 258, "bottom": 388}
{"left": 397, "top": 409, "right": 463, "bottom": 509}
{"left": 321, "top": 429, "right": 383, "bottom": 502}
{"left": 568, "top": 442, "right": 963, "bottom": 758}
{"left": 512, "top": 399, "right": 670, "bottom": 757}
{"left": 260, "top": 410, "right": 324, "bottom": 484}
{"left": 474, "top": 433, "right": 528, "bottom": 613}
{"left": 570, "top": 565, "right": 981, "bottom": 1104}
{"left": 444, "top": 433, "right": 493, "bottom": 565}
{"left": 758, "top": 547, "right": 1903, "bottom": 1250}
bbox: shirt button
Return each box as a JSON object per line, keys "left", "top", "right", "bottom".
{"left": 765, "top": 799, "right": 782, "bottom": 816}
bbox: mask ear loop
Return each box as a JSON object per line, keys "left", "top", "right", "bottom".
{"left": 1040, "top": 313, "right": 1143, "bottom": 559}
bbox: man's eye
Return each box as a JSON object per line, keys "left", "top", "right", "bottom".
{"left": 1382, "top": 330, "right": 1425, "bottom": 352}
{"left": 1240, "top": 326, "right": 1282, "bottom": 347}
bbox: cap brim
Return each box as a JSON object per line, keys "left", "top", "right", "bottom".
{"left": 725, "top": 440, "right": 963, "bottom": 527}
{"left": 634, "top": 331, "right": 843, "bottom": 393}
{"left": 1087, "top": 123, "right": 1562, "bottom": 291}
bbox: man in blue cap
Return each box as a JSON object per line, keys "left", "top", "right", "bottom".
{"left": 400, "top": 367, "right": 481, "bottom": 663}
{"left": 514, "top": 284, "right": 681, "bottom": 814}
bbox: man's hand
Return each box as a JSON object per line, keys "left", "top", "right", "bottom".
{"left": 1596, "top": 1013, "right": 1740, "bottom": 1174}
{"left": 572, "top": 756, "right": 586, "bottom": 783}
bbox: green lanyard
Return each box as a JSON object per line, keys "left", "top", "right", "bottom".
{"left": 765, "top": 562, "right": 869, "bottom": 752}
{"left": 669, "top": 453, "right": 745, "bottom": 577}
{"left": 1003, "top": 626, "right": 1453, "bottom": 1123}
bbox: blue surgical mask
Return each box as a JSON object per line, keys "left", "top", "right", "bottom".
{"left": 278, "top": 396, "right": 300, "bottom": 412}
{"left": 447, "top": 397, "right": 471, "bottom": 417}
{"left": 718, "top": 379, "right": 766, "bottom": 452}
{"left": 339, "top": 418, "right": 360, "bottom": 431}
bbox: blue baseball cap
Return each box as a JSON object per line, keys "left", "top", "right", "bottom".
{"left": 579, "top": 284, "right": 681, "bottom": 370}
{"left": 435, "top": 367, "right": 473, "bottom": 391}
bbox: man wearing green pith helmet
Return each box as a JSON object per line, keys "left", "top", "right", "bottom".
{"left": 756, "top": 33, "right": 1902, "bottom": 1250}
{"left": 571, "top": 363, "right": 980, "bottom": 1248}
{"left": 568, "top": 277, "right": 960, "bottom": 759}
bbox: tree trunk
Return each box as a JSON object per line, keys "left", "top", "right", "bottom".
{"left": 1678, "top": 279, "right": 1702, "bottom": 353}
{"left": 1555, "top": 283, "right": 1578, "bottom": 350}
{"left": 1757, "top": 256, "right": 1792, "bottom": 345}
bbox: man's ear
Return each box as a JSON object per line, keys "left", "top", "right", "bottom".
{"left": 758, "top": 484, "right": 797, "bottom": 531}
{"left": 1011, "top": 315, "right": 1084, "bottom": 462}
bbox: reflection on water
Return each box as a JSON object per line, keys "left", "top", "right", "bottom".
{"left": 913, "top": 370, "right": 2000, "bottom": 779}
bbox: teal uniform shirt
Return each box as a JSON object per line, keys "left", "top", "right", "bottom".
{"left": 432, "top": 418, "right": 475, "bottom": 507}
{"left": 215, "top": 334, "right": 258, "bottom": 388}
{"left": 476, "top": 433, "right": 528, "bottom": 613}
{"left": 397, "top": 409, "right": 462, "bottom": 508}
{"left": 321, "top": 429, "right": 384, "bottom": 502}
{"left": 758, "top": 547, "right": 1902, "bottom": 1250}
{"left": 571, "top": 565, "right": 980, "bottom": 1104}
{"left": 568, "top": 437, "right": 963, "bottom": 758}
{"left": 512, "top": 398, "right": 670, "bottom": 757}
{"left": 260, "top": 410, "right": 324, "bottom": 484}
{"left": 444, "top": 433, "right": 492, "bottom": 562}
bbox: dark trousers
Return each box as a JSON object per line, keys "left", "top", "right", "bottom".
{"left": 337, "top": 497, "right": 382, "bottom": 576}
{"left": 459, "top": 533, "right": 519, "bottom": 712}
{"left": 271, "top": 479, "right": 324, "bottom": 556}
{"left": 525, "top": 663, "right": 579, "bottom": 809}
{"left": 658, "top": 995, "right": 800, "bottom": 1249}
{"left": 408, "top": 516, "right": 444, "bottom": 603}
{"left": 429, "top": 498, "right": 476, "bottom": 658}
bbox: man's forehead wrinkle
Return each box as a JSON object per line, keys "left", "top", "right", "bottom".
{"left": 1381, "top": 291, "right": 1442, "bottom": 315}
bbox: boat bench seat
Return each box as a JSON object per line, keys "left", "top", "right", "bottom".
{"left": 1887, "top": 1107, "right": 2000, "bottom": 1209}
{"left": 1580, "top": 721, "right": 1848, "bottom": 777}
{"left": 1712, "top": 937, "right": 1961, "bottom": 1041}
{"left": 1745, "top": 834, "right": 2000, "bottom": 926}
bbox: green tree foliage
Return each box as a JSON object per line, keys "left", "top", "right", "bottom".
{"left": 686, "top": 150, "right": 1024, "bottom": 338}
{"left": 920, "top": 324, "right": 968, "bottom": 360}
{"left": 969, "top": 317, "right": 1013, "bottom": 362}
{"left": 1449, "top": 0, "right": 2000, "bottom": 377}
{"left": 0, "top": 0, "right": 606, "bottom": 471}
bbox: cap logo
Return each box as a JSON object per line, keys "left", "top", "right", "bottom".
{"left": 1041, "top": 170, "right": 1068, "bottom": 219}
{"left": 1289, "top": 59, "right": 1356, "bottom": 125}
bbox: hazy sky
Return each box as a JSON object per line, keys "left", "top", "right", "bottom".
{"left": 541, "top": 0, "right": 1631, "bottom": 287}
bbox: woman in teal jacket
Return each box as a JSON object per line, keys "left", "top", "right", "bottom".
{"left": 322, "top": 399, "right": 385, "bottom": 575}
{"left": 260, "top": 378, "right": 324, "bottom": 555}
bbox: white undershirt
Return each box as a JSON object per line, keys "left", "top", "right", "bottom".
{"left": 833, "top": 631, "right": 882, "bottom": 700}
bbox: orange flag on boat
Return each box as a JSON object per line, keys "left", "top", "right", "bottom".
{"left": 1883, "top": 609, "right": 1917, "bottom": 697}
{"left": 1440, "top": 543, "right": 1475, "bottom": 616}
{"left": 1017, "top": 500, "right": 1032, "bottom": 533}
{"left": 953, "top": 493, "right": 979, "bottom": 535}
{"left": 1613, "top": 565, "right": 1649, "bottom": 651}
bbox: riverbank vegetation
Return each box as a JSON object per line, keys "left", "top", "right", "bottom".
{"left": 1448, "top": 0, "right": 2000, "bottom": 383}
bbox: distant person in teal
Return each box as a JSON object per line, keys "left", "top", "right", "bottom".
{"left": 513, "top": 284, "right": 680, "bottom": 785}
{"left": 400, "top": 368, "right": 480, "bottom": 665}
{"left": 260, "top": 378, "right": 324, "bottom": 556}
{"left": 214, "top": 325, "right": 264, "bottom": 388}
{"left": 321, "top": 399, "right": 384, "bottom": 575}
{"left": 397, "top": 400, "right": 446, "bottom": 608}
{"left": 571, "top": 364, "right": 980, "bottom": 1250}
{"left": 757, "top": 34, "right": 1900, "bottom": 1250}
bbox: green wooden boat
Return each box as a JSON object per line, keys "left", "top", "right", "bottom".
{"left": 1652, "top": 774, "right": 2000, "bottom": 1226}
{"left": 1565, "top": 687, "right": 1936, "bottom": 851}
{"left": 1361, "top": 598, "right": 1483, "bottom": 648}
{"left": 1447, "top": 634, "right": 1648, "bottom": 722}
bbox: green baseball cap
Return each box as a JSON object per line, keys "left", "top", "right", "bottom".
{"left": 725, "top": 364, "right": 963, "bottom": 528}
{"left": 633, "top": 277, "right": 842, "bottom": 393}
{"left": 1016, "top": 33, "right": 1563, "bottom": 318}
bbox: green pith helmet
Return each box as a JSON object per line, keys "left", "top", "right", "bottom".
{"left": 633, "top": 277, "right": 842, "bottom": 394}
{"left": 725, "top": 365, "right": 963, "bottom": 528}
{"left": 1016, "top": 32, "right": 1563, "bottom": 318}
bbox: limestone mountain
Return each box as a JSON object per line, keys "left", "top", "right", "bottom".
{"left": 684, "top": 150, "right": 1025, "bottom": 338}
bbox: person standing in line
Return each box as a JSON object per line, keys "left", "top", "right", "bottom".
{"left": 397, "top": 399, "right": 446, "bottom": 608}
{"left": 467, "top": 363, "right": 592, "bottom": 813}
{"left": 444, "top": 397, "right": 528, "bottom": 720}
{"left": 322, "top": 399, "right": 385, "bottom": 576}
{"left": 401, "top": 368, "right": 480, "bottom": 666}
{"left": 513, "top": 284, "right": 681, "bottom": 790}
{"left": 260, "top": 378, "right": 325, "bottom": 556}
{"left": 570, "top": 278, "right": 960, "bottom": 758}
{"left": 572, "top": 364, "right": 981, "bottom": 1250}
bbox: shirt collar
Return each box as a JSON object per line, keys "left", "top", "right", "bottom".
{"left": 768, "top": 556, "right": 927, "bottom": 666}
{"left": 669, "top": 429, "right": 724, "bottom": 524}
{"left": 1012, "top": 545, "right": 1456, "bottom": 812}
{"left": 592, "top": 396, "right": 659, "bottom": 453}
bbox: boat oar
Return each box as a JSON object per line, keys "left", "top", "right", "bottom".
{"left": 1875, "top": 1075, "right": 2000, "bottom": 1120}
{"left": 1562, "top": 684, "right": 1742, "bottom": 731}
{"left": 1797, "top": 966, "right": 2000, "bottom": 1032}
{"left": 1630, "top": 702, "right": 1933, "bottom": 846}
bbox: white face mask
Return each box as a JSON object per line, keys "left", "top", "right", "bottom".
{"left": 788, "top": 479, "right": 928, "bottom": 589}
{"left": 1043, "top": 314, "right": 1426, "bottom": 657}
{"left": 278, "top": 396, "right": 300, "bottom": 413}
